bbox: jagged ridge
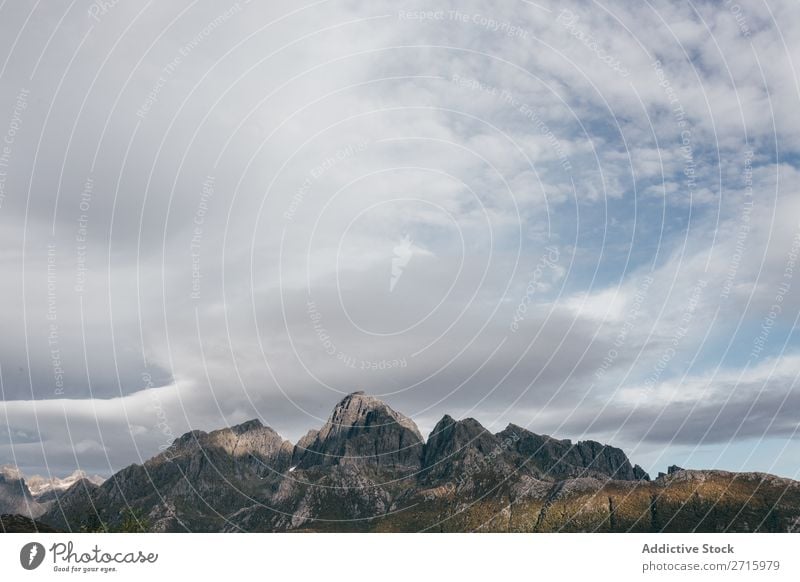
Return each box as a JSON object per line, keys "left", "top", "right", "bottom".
{"left": 17, "top": 392, "right": 799, "bottom": 533}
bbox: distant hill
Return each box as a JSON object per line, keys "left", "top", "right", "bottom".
{"left": 9, "top": 392, "right": 799, "bottom": 532}
{"left": 27, "top": 470, "right": 105, "bottom": 502}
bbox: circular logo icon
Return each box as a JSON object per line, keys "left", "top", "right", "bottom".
{"left": 19, "top": 542, "right": 46, "bottom": 570}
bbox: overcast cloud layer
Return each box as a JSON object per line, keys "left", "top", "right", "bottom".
{"left": 1, "top": 0, "right": 799, "bottom": 480}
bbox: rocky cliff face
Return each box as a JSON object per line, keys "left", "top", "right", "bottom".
{"left": 421, "top": 415, "right": 525, "bottom": 485}
{"left": 156, "top": 419, "right": 294, "bottom": 478}
{"left": 0, "top": 465, "right": 46, "bottom": 518}
{"left": 497, "top": 424, "right": 649, "bottom": 481}
{"left": 31, "top": 392, "right": 800, "bottom": 533}
{"left": 295, "top": 392, "right": 424, "bottom": 472}
{"left": 42, "top": 419, "right": 294, "bottom": 532}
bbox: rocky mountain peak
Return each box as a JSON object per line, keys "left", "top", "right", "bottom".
{"left": 317, "top": 391, "right": 423, "bottom": 442}
{"left": 150, "top": 418, "right": 293, "bottom": 481}
{"left": 205, "top": 420, "right": 284, "bottom": 456}
{"left": 497, "top": 425, "right": 649, "bottom": 481}
{"left": 425, "top": 415, "right": 497, "bottom": 452}
{"left": 421, "top": 415, "right": 510, "bottom": 482}
{"left": 295, "top": 391, "right": 424, "bottom": 471}
{"left": 26, "top": 470, "right": 105, "bottom": 497}
{"left": 230, "top": 419, "right": 264, "bottom": 434}
{"left": 0, "top": 464, "right": 24, "bottom": 481}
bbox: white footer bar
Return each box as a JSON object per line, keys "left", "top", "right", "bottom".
{"left": 2, "top": 533, "right": 797, "bottom": 580}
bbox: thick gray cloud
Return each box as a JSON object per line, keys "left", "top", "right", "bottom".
{"left": 0, "top": 0, "right": 799, "bottom": 479}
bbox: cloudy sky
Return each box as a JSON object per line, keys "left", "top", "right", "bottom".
{"left": 1, "top": 0, "right": 799, "bottom": 480}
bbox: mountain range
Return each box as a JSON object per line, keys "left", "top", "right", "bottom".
{"left": 3, "top": 391, "right": 800, "bottom": 532}
{"left": 0, "top": 465, "right": 105, "bottom": 521}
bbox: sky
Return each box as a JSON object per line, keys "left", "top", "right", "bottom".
{"left": 0, "top": 0, "right": 799, "bottom": 480}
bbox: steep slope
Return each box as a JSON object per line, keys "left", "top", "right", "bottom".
{"left": 41, "top": 419, "right": 293, "bottom": 532}
{"left": 420, "top": 415, "right": 530, "bottom": 490}
{"left": 294, "top": 391, "right": 424, "bottom": 471}
{"left": 0, "top": 465, "right": 46, "bottom": 519}
{"left": 497, "top": 424, "right": 649, "bottom": 481}
{"left": 38, "top": 478, "right": 103, "bottom": 530}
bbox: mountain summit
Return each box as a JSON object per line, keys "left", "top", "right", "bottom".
{"left": 295, "top": 391, "right": 424, "bottom": 471}
{"left": 27, "top": 470, "right": 105, "bottom": 499}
